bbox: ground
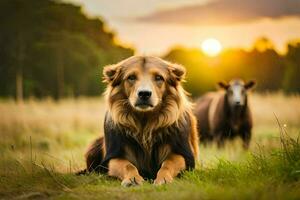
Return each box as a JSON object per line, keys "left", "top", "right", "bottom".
{"left": 0, "top": 93, "right": 300, "bottom": 199}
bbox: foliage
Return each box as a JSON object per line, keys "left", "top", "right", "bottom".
{"left": 164, "top": 39, "right": 300, "bottom": 96}
{"left": 0, "top": 0, "right": 133, "bottom": 99}
{"left": 1, "top": 1, "right": 300, "bottom": 99}
{"left": 283, "top": 42, "right": 300, "bottom": 93}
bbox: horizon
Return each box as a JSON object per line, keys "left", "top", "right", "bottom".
{"left": 65, "top": 0, "right": 300, "bottom": 55}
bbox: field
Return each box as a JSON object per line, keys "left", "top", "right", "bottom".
{"left": 0, "top": 93, "right": 300, "bottom": 200}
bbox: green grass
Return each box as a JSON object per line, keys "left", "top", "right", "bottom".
{"left": 1, "top": 133, "right": 300, "bottom": 200}
{"left": 0, "top": 96, "right": 300, "bottom": 199}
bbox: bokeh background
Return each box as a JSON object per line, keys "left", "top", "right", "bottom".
{"left": 1, "top": 0, "right": 300, "bottom": 101}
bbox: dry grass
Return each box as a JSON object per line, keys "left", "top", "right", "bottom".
{"left": 0, "top": 98, "right": 106, "bottom": 174}
{"left": 0, "top": 97, "right": 106, "bottom": 135}
{"left": 251, "top": 92, "right": 300, "bottom": 127}
{"left": 1, "top": 92, "right": 299, "bottom": 136}
{"left": 0, "top": 93, "right": 300, "bottom": 199}
{"left": 0, "top": 93, "right": 300, "bottom": 168}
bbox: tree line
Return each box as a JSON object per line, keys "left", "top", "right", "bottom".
{"left": 164, "top": 38, "right": 300, "bottom": 96}
{"left": 0, "top": 0, "right": 133, "bottom": 101}
{"left": 1, "top": 1, "right": 300, "bottom": 100}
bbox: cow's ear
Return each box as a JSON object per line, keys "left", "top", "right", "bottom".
{"left": 103, "top": 64, "right": 122, "bottom": 86}
{"left": 245, "top": 80, "right": 256, "bottom": 90}
{"left": 218, "top": 81, "right": 229, "bottom": 90}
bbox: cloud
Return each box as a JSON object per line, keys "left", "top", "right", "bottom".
{"left": 137, "top": 0, "right": 300, "bottom": 25}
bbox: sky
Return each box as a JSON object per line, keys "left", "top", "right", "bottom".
{"left": 65, "top": 0, "right": 300, "bottom": 55}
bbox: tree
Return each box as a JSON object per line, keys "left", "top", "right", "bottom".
{"left": 253, "top": 37, "right": 275, "bottom": 52}
{"left": 0, "top": 0, "right": 134, "bottom": 99}
{"left": 163, "top": 39, "right": 286, "bottom": 97}
{"left": 283, "top": 42, "right": 300, "bottom": 93}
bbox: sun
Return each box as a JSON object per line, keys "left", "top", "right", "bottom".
{"left": 201, "top": 38, "right": 222, "bottom": 57}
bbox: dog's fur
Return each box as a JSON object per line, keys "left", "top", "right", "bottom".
{"left": 84, "top": 56, "right": 199, "bottom": 186}
{"left": 194, "top": 79, "right": 255, "bottom": 149}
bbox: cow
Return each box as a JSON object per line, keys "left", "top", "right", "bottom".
{"left": 194, "top": 79, "right": 256, "bottom": 149}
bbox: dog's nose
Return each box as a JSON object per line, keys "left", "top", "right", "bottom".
{"left": 138, "top": 90, "right": 152, "bottom": 100}
{"left": 235, "top": 101, "right": 241, "bottom": 106}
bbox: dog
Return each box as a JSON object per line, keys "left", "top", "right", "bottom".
{"left": 83, "top": 56, "right": 199, "bottom": 186}
{"left": 194, "top": 79, "right": 255, "bottom": 149}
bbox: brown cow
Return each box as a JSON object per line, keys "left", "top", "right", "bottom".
{"left": 194, "top": 79, "right": 255, "bottom": 149}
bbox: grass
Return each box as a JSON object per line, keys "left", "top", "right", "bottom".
{"left": 0, "top": 93, "right": 300, "bottom": 199}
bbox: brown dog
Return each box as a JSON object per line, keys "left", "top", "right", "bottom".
{"left": 84, "top": 56, "right": 199, "bottom": 186}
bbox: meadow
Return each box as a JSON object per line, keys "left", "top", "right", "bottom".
{"left": 0, "top": 93, "right": 300, "bottom": 199}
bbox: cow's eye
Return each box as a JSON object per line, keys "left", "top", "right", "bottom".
{"left": 127, "top": 75, "right": 136, "bottom": 81}
{"left": 155, "top": 75, "right": 164, "bottom": 82}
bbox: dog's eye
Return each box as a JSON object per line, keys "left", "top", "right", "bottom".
{"left": 155, "top": 75, "right": 164, "bottom": 82}
{"left": 127, "top": 75, "right": 136, "bottom": 81}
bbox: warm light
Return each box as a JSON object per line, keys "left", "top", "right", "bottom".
{"left": 201, "top": 38, "right": 222, "bottom": 57}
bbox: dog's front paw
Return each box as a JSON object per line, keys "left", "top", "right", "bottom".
{"left": 153, "top": 170, "right": 173, "bottom": 185}
{"left": 121, "top": 175, "right": 144, "bottom": 187}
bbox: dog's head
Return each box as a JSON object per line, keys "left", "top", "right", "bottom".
{"left": 103, "top": 56, "right": 186, "bottom": 113}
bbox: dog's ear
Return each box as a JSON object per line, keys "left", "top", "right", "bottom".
{"left": 103, "top": 64, "right": 122, "bottom": 86}
{"left": 103, "top": 65, "right": 116, "bottom": 82}
{"left": 217, "top": 81, "right": 229, "bottom": 90}
{"left": 245, "top": 80, "right": 256, "bottom": 90}
{"left": 169, "top": 63, "right": 186, "bottom": 83}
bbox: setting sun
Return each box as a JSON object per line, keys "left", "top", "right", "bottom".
{"left": 201, "top": 38, "right": 222, "bottom": 57}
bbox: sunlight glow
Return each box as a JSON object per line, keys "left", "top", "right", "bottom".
{"left": 201, "top": 38, "right": 222, "bottom": 57}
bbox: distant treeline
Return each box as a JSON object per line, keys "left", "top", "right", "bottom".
{"left": 1, "top": 1, "right": 300, "bottom": 100}
{"left": 164, "top": 38, "right": 300, "bottom": 96}
{"left": 0, "top": 0, "right": 133, "bottom": 100}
